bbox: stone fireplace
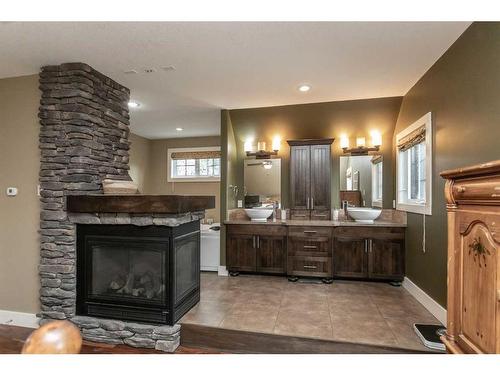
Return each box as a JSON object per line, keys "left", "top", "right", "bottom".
{"left": 38, "top": 63, "right": 214, "bottom": 352}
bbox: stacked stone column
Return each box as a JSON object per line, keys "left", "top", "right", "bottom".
{"left": 38, "top": 63, "right": 131, "bottom": 321}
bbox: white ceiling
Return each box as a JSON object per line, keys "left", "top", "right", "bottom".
{"left": 0, "top": 22, "right": 470, "bottom": 139}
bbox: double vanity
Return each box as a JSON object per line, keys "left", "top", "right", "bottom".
{"left": 226, "top": 138, "right": 406, "bottom": 283}
{"left": 225, "top": 217, "right": 405, "bottom": 282}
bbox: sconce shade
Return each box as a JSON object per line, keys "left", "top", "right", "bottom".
{"left": 244, "top": 140, "right": 253, "bottom": 152}
{"left": 272, "top": 136, "right": 281, "bottom": 151}
{"left": 340, "top": 135, "right": 349, "bottom": 149}
{"left": 356, "top": 137, "right": 366, "bottom": 148}
{"left": 371, "top": 131, "right": 382, "bottom": 147}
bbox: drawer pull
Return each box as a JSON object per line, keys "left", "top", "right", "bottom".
{"left": 304, "top": 230, "right": 317, "bottom": 234}
{"left": 303, "top": 265, "right": 317, "bottom": 269}
{"left": 457, "top": 186, "right": 466, "bottom": 193}
{"left": 294, "top": 214, "right": 307, "bottom": 217}
{"left": 312, "top": 214, "right": 328, "bottom": 217}
{"left": 303, "top": 245, "right": 317, "bottom": 249}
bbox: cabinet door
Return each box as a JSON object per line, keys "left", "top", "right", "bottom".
{"left": 256, "top": 235, "right": 286, "bottom": 274}
{"left": 332, "top": 237, "right": 367, "bottom": 278}
{"left": 226, "top": 234, "right": 256, "bottom": 272}
{"left": 368, "top": 239, "right": 404, "bottom": 280}
{"left": 290, "top": 145, "right": 311, "bottom": 210}
{"left": 310, "top": 144, "right": 331, "bottom": 210}
{"left": 457, "top": 217, "right": 498, "bottom": 354}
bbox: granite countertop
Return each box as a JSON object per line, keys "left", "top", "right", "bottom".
{"left": 224, "top": 219, "right": 407, "bottom": 228}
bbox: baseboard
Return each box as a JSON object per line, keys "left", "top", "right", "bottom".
{"left": 217, "top": 266, "right": 228, "bottom": 276}
{"left": 0, "top": 309, "right": 39, "bottom": 328}
{"left": 402, "top": 277, "right": 447, "bottom": 326}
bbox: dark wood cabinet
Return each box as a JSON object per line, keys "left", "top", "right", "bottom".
{"left": 332, "top": 237, "right": 367, "bottom": 278}
{"left": 288, "top": 139, "right": 333, "bottom": 220}
{"left": 226, "top": 232, "right": 256, "bottom": 272}
{"left": 256, "top": 235, "right": 287, "bottom": 274}
{"left": 289, "top": 145, "right": 310, "bottom": 211}
{"left": 368, "top": 238, "right": 405, "bottom": 280}
{"left": 226, "top": 225, "right": 286, "bottom": 275}
{"left": 287, "top": 226, "right": 333, "bottom": 278}
{"left": 332, "top": 227, "right": 405, "bottom": 281}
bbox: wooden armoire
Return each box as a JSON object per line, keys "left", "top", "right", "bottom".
{"left": 440, "top": 160, "right": 500, "bottom": 354}
{"left": 287, "top": 138, "right": 334, "bottom": 220}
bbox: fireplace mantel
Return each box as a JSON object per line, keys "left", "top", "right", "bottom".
{"left": 67, "top": 194, "right": 215, "bottom": 214}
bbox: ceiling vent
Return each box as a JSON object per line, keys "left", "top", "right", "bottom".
{"left": 123, "top": 70, "right": 138, "bottom": 75}
{"left": 162, "top": 66, "right": 176, "bottom": 72}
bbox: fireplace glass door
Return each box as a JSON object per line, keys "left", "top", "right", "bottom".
{"left": 86, "top": 236, "right": 168, "bottom": 306}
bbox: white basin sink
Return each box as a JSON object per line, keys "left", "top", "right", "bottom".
{"left": 244, "top": 208, "right": 274, "bottom": 222}
{"left": 347, "top": 207, "right": 382, "bottom": 223}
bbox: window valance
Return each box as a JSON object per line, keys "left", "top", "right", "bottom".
{"left": 397, "top": 126, "right": 426, "bottom": 152}
{"left": 170, "top": 150, "right": 221, "bottom": 160}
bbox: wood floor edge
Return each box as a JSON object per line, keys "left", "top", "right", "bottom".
{"left": 180, "top": 323, "right": 431, "bottom": 354}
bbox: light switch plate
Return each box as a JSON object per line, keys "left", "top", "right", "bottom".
{"left": 237, "top": 200, "right": 243, "bottom": 208}
{"left": 6, "top": 187, "right": 18, "bottom": 196}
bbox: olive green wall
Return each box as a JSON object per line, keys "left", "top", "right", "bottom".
{"left": 394, "top": 22, "right": 500, "bottom": 307}
{"left": 227, "top": 96, "right": 403, "bottom": 210}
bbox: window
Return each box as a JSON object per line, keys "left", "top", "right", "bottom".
{"left": 168, "top": 147, "right": 221, "bottom": 182}
{"left": 371, "top": 156, "right": 383, "bottom": 208}
{"left": 396, "top": 112, "right": 432, "bottom": 215}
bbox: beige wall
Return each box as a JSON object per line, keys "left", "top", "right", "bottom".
{"left": 128, "top": 133, "right": 151, "bottom": 192}
{"left": 145, "top": 136, "right": 221, "bottom": 222}
{"left": 0, "top": 75, "right": 40, "bottom": 313}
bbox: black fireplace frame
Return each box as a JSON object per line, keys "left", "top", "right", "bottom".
{"left": 76, "top": 221, "right": 200, "bottom": 325}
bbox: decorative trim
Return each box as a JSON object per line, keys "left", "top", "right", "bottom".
{"left": 217, "top": 266, "right": 229, "bottom": 277}
{"left": 402, "top": 277, "right": 447, "bottom": 326}
{"left": 0, "top": 309, "right": 39, "bottom": 328}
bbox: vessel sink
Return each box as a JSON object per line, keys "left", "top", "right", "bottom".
{"left": 244, "top": 208, "right": 274, "bottom": 222}
{"left": 347, "top": 207, "right": 382, "bottom": 223}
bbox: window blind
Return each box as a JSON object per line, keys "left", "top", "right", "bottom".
{"left": 397, "top": 126, "right": 426, "bottom": 152}
{"left": 170, "top": 150, "right": 221, "bottom": 160}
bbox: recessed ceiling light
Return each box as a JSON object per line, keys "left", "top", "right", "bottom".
{"left": 128, "top": 101, "right": 140, "bottom": 108}
{"left": 176, "top": 127, "right": 183, "bottom": 132}
{"left": 162, "top": 66, "right": 176, "bottom": 71}
{"left": 124, "top": 70, "right": 138, "bottom": 75}
{"left": 298, "top": 84, "right": 311, "bottom": 92}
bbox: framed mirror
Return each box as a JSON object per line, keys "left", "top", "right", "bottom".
{"left": 243, "top": 158, "right": 281, "bottom": 208}
{"left": 339, "top": 155, "right": 383, "bottom": 208}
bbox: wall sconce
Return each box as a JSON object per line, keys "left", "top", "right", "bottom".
{"left": 246, "top": 137, "right": 280, "bottom": 159}
{"left": 341, "top": 131, "right": 382, "bottom": 155}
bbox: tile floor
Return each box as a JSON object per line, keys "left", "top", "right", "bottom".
{"left": 180, "top": 272, "right": 441, "bottom": 351}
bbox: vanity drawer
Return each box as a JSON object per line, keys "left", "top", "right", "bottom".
{"left": 333, "top": 226, "right": 405, "bottom": 240}
{"left": 311, "top": 209, "right": 331, "bottom": 220}
{"left": 290, "top": 209, "right": 310, "bottom": 220}
{"left": 227, "top": 224, "right": 286, "bottom": 236}
{"left": 288, "top": 226, "right": 332, "bottom": 239}
{"left": 287, "top": 256, "right": 332, "bottom": 277}
{"left": 288, "top": 237, "right": 332, "bottom": 257}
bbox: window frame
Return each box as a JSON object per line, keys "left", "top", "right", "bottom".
{"left": 167, "top": 146, "right": 221, "bottom": 183}
{"left": 396, "top": 112, "right": 432, "bottom": 215}
{"left": 371, "top": 161, "right": 383, "bottom": 208}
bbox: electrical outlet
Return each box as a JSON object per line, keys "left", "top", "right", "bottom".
{"left": 237, "top": 200, "right": 243, "bottom": 208}
{"left": 6, "top": 187, "right": 18, "bottom": 196}
{"left": 393, "top": 200, "right": 396, "bottom": 208}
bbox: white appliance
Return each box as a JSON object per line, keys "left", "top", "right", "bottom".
{"left": 200, "top": 223, "right": 220, "bottom": 272}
